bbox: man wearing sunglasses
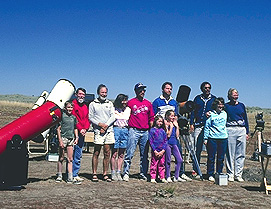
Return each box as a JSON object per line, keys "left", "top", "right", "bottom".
{"left": 190, "top": 81, "right": 216, "bottom": 177}
{"left": 123, "top": 83, "right": 154, "bottom": 182}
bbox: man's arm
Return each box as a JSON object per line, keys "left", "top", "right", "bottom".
{"left": 105, "top": 102, "right": 116, "bottom": 128}
{"left": 152, "top": 98, "right": 158, "bottom": 115}
{"left": 88, "top": 102, "right": 100, "bottom": 126}
{"left": 203, "top": 115, "right": 211, "bottom": 144}
{"left": 148, "top": 102, "right": 155, "bottom": 128}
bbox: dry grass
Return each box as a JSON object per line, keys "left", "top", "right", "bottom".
{"left": 0, "top": 100, "right": 33, "bottom": 108}
{"left": 0, "top": 101, "right": 33, "bottom": 128}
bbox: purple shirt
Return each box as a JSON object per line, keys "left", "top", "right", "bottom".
{"left": 128, "top": 98, "right": 154, "bottom": 129}
{"left": 167, "top": 126, "right": 178, "bottom": 145}
{"left": 149, "top": 127, "right": 168, "bottom": 152}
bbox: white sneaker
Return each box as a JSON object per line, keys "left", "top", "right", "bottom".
{"left": 236, "top": 176, "right": 244, "bottom": 182}
{"left": 181, "top": 173, "right": 192, "bottom": 181}
{"left": 123, "top": 174, "right": 129, "bottom": 182}
{"left": 74, "top": 176, "right": 84, "bottom": 181}
{"left": 116, "top": 172, "right": 123, "bottom": 181}
{"left": 66, "top": 179, "right": 73, "bottom": 184}
{"left": 73, "top": 179, "right": 82, "bottom": 185}
{"left": 55, "top": 176, "right": 62, "bottom": 183}
{"left": 173, "top": 177, "right": 186, "bottom": 182}
{"left": 161, "top": 178, "right": 168, "bottom": 183}
{"left": 228, "top": 176, "right": 234, "bottom": 182}
{"left": 166, "top": 177, "right": 172, "bottom": 183}
{"left": 150, "top": 179, "right": 157, "bottom": 183}
{"left": 111, "top": 172, "right": 118, "bottom": 181}
{"left": 209, "top": 176, "right": 215, "bottom": 182}
{"left": 139, "top": 174, "right": 147, "bottom": 181}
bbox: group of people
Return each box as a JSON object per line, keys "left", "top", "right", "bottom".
{"left": 55, "top": 81, "right": 249, "bottom": 184}
{"left": 190, "top": 82, "right": 249, "bottom": 182}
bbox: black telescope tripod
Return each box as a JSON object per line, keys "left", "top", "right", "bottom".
{"left": 250, "top": 113, "right": 265, "bottom": 161}
{"left": 178, "top": 116, "right": 203, "bottom": 180}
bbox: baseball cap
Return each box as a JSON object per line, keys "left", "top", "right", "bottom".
{"left": 134, "top": 83, "right": 147, "bottom": 92}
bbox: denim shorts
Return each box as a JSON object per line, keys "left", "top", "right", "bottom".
{"left": 113, "top": 127, "right": 129, "bottom": 149}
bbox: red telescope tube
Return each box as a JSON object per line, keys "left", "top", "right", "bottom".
{"left": 0, "top": 101, "right": 62, "bottom": 154}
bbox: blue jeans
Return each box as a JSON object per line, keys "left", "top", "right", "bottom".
{"left": 123, "top": 128, "right": 149, "bottom": 177}
{"left": 192, "top": 127, "right": 204, "bottom": 172}
{"left": 72, "top": 134, "right": 85, "bottom": 177}
{"left": 207, "top": 138, "right": 228, "bottom": 176}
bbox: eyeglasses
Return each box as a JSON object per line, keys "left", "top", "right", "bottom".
{"left": 204, "top": 87, "right": 211, "bottom": 89}
{"left": 137, "top": 88, "right": 146, "bottom": 92}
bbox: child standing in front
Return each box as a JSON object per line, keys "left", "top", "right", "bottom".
{"left": 149, "top": 115, "right": 168, "bottom": 183}
{"left": 204, "top": 97, "right": 228, "bottom": 182}
{"left": 56, "top": 101, "right": 79, "bottom": 184}
{"left": 165, "top": 110, "right": 184, "bottom": 183}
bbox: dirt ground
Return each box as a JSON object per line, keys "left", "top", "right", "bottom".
{"left": 1, "top": 145, "right": 271, "bottom": 209}
{"left": 1, "top": 104, "right": 271, "bottom": 208}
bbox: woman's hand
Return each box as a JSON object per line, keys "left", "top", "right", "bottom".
{"left": 206, "top": 111, "right": 211, "bottom": 118}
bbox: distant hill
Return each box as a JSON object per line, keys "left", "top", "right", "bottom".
{"left": 246, "top": 107, "right": 271, "bottom": 114}
{"left": 0, "top": 94, "right": 270, "bottom": 114}
{"left": 0, "top": 94, "right": 38, "bottom": 103}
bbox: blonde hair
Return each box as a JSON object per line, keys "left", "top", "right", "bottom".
{"left": 227, "top": 88, "right": 238, "bottom": 100}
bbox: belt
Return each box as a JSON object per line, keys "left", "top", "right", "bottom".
{"left": 114, "top": 126, "right": 128, "bottom": 129}
{"left": 131, "top": 127, "right": 149, "bottom": 131}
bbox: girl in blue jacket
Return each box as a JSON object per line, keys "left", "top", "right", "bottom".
{"left": 204, "top": 97, "right": 228, "bottom": 182}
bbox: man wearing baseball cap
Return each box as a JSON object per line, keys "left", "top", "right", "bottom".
{"left": 123, "top": 83, "right": 155, "bottom": 181}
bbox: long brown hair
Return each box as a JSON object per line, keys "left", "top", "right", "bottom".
{"left": 153, "top": 115, "right": 166, "bottom": 131}
{"left": 165, "top": 110, "right": 175, "bottom": 121}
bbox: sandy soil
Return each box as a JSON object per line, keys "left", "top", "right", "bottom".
{"left": 1, "top": 145, "right": 271, "bottom": 209}
{"left": 1, "top": 103, "right": 271, "bottom": 208}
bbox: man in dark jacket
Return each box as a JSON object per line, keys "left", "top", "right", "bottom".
{"left": 190, "top": 82, "right": 216, "bottom": 176}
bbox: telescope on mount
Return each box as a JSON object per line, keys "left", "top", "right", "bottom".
{"left": 176, "top": 85, "right": 203, "bottom": 180}
{"left": 176, "top": 85, "right": 195, "bottom": 114}
{"left": 0, "top": 79, "right": 75, "bottom": 188}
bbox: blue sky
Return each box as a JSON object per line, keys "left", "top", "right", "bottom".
{"left": 1, "top": 1, "right": 270, "bottom": 108}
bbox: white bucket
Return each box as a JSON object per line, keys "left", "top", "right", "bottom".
{"left": 46, "top": 79, "right": 75, "bottom": 109}
{"left": 215, "top": 173, "right": 228, "bottom": 186}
